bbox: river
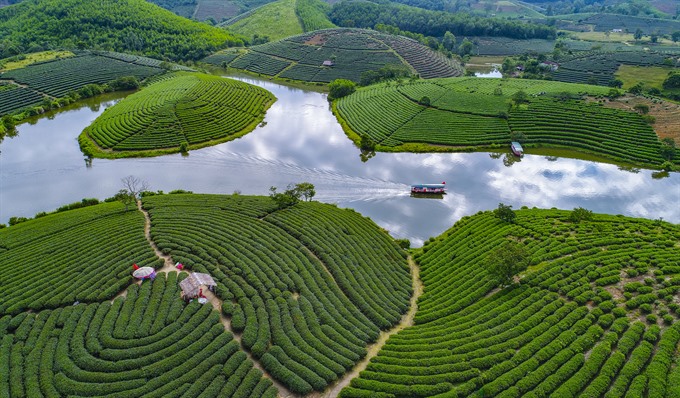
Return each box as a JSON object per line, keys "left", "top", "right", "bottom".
{"left": 1, "top": 76, "right": 678, "bottom": 246}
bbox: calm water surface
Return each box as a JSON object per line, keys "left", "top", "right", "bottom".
{"left": 1, "top": 76, "right": 678, "bottom": 246}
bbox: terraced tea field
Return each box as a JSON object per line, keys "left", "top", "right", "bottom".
{"left": 78, "top": 72, "right": 275, "bottom": 158}
{"left": 0, "top": 193, "right": 412, "bottom": 396}
{"left": 552, "top": 51, "right": 678, "bottom": 86}
{"left": 334, "top": 77, "right": 677, "bottom": 168}
{"left": 203, "top": 28, "right": 463, "bottom": 83}
{"left": 341, "top": 209, "right": 680, "bottom": 397}
{"left": 0, "top": 51, "right": 175, "bottom": 117}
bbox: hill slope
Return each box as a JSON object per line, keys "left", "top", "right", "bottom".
{"left": 333, "top": 77, "right": 677, "bottom": 168}
{"left": 342, "top": 208, "right": 680, "bottom": 397}
{"left": 224, "top": 0, "right": 334, "bottom": 42}
{"left": 0, "top": 0, "right": 242, "bottom": 61}
{"left": 0, "top": 194, "right": 412, "bottom": 395}
{"left": 226, "top": 0, "right": 304, "bottom": 42}
{"left": 79, "top": 72, "right": 275, "bottom": 158}
{"left": 203, "top": 28, "right": 462, "bottom": 83}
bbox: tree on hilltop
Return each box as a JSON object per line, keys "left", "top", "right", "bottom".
{"left": 484, "top": 240, "right": 530, "bottom": 287}
{"left": 493, "top": 203, "right": 516, "bottom": 223}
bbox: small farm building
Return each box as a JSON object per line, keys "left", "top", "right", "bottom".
{"left": 180, "top": 272, "right": 217, "bottom": 298}
{"left": 322, "top": 60, "right": 335, "bottom": 67}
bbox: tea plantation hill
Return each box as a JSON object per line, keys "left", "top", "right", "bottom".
{"left": 0, "top": 193, "right": 412, "bottom": 395}
{"left": 203, "top": 28, "right": 463, "bottom": 84}
{"left": 341, "top": 208, "right": 680, "bottom": 397}
{"left": 0, "top": 51, "right": 192, "bottom": 122}
{"left": 333, "top": 77, "right": 680, "bottom": 169}
{"left": 78, "top": 72, "right": 276, "bottom": 158}
{"left": 0, "top": 0, "right": 242, "bottom": 62}
{"left": 223, "top": 0, "right": 335, "bottom": 42}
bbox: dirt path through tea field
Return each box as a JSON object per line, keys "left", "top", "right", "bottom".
{"left": 310, "top": 256, "right": 423, "bottom": 398}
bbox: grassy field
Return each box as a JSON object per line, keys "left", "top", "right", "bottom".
{"left": 0, "top": 50, "right": 74, "bottom": 71}
{"left": 227, "top": 0, "right": 303, "bottom": 41}
{"left": 79, "top": 72, "right": 275, "bottom": 158}
{"left": 341, "top": 208, "right": 680, "bottom": 397}
{"left": 334, "top": 77, "right": 677, "bottom": 168}
{"left": 616, "top": 64, "right": 674, "bottom": 90}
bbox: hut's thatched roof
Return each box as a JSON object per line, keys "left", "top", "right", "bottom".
{"left": 180, "top": 272, "right": 216, "bottom": 297}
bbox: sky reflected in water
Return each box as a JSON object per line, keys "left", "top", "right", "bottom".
{"left": 1, "top": 76, "right": 678, "bottom": 246}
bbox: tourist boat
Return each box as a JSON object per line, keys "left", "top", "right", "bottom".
{"left": 511, "top": 141, "right": 524, "bottom": 157}
{"left": 411, "top": 182, "right": 446, "bottom": 194}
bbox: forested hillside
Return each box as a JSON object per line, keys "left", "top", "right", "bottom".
{"left": 0, "top": 0, "right": 243, "bottom": 60}
{"left": 329, "top": 0, "right": 556, "bottom": 39}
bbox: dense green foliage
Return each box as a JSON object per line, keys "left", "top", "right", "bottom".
{"left": 79, "top": 72, "right": 275, "bottom": 157}
{"left": 329, "top": 0, "right": 556, "bottom": 40}
{"left": 341, "top": 209, "right": 680, "bottom": 397}
{"left": 204, "top": 28, "right": 462, "bottom": 83}
{"left": 328, "top": 79, "right": 356, "bottom": 100}
{"left": 0, "top": 202, "right": 158, "bottom": 316}
{"left": 0, "top": 273, "right": 276, "bottom": 397}
{"left": 0, "top": 0, "right": 241, "bottom": 61}
{"left": 142, "top": 194, "right": 411, "bottom": 392}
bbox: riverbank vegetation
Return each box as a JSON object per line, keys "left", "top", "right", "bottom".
{"left": 202, "top": 28, "right": 462, "bottom": 84}
{"left": 78, "top": 72, "right": 275, "bottom": 158}
{"left": 334, "top": 77, "right": 679, "bottom": 169}
{"left": 341, "top": 208, "right": 680, "bottom": 397}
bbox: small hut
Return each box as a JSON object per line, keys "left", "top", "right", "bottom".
{"left": 180, "top": 272, "right": 217, "bottom": 300}
{"left": 322, "top": 60, "right": 335, "bottom": 67}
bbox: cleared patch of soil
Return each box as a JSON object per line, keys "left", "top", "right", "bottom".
{"left": 600, "top": 95, "right": 680, "bottom": 142}
{"left": 304, "top": 34, "right": 325, "bottom": 46}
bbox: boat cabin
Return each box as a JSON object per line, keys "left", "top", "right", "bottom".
{"left": 511, "top": 141, "right": 524, "bottom": 157}
{"left": 411, "top": 183, "right": 446, "bottom": 194}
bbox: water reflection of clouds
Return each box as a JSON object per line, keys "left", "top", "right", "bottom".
{"left": 486, "top": 156, "right": 678, "bottom": 222}
{"left": 2, "top": 76, "right": 680, "bottom": 248}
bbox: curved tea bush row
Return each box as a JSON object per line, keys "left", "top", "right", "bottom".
{"left": 0, "top": 203, "right": 158, "bottom": 316}
{"left": 341, "top": 209, "right": 680, "bottom": 397}
{"left": 0, "top": 85, "right": 43, "bottom": 116}
{"left": 79, "top": 72, "right": 275, "bottom": 157}
{"left": 0, "top": 274, "right": 276, "bottom": 398}
{"left": 203, "top": 28, "right": 462, "bottom": 83}
{"left": 142, "top": 194, "right": 411, "bottom": 393}
{"left": 509, "top": 98, "right": 671, "bottom": 166}
{"left": 0, "top": 53, "right": 164, "bottom": 98}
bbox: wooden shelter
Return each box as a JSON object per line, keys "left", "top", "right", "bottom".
{"left": 180, "top": 272, "right": 217, "bottom": 299}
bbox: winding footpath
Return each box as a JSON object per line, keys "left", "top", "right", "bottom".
{"left": 112, "top": 201, "right": 423, "bottom": 398}
{"left": 313, "top": 257, "right": 423, "bottom": 398}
